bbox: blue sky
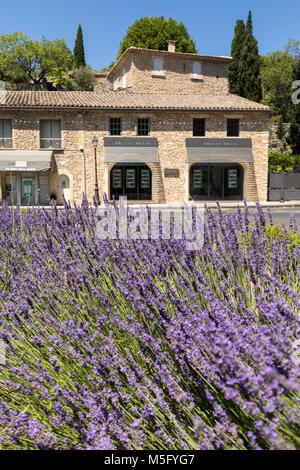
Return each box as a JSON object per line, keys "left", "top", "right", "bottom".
{"left": 0, "top": 0, "right": 299, "bottom": 70}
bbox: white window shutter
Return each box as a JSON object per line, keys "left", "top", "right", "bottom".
{"left": 153, "top": 58, "right": 163, "bottom": 74}
{"left": 113, "top": 77, "right": 119, "bottom": 90}
{"left": 193, "top": 61, "right": 201, "bottom": 78}
{"left": 122, "top": 67, "right": 126, "bottom": 88}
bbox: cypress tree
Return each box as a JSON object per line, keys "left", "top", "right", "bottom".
{"left": 74, "top": 25, "right": 86, "bottom": 69}
{"left": 238, "top": 11, "right": 262, "bottom": 102}
{"left": 229, "top": 20, "right": 246, "bottom": 95}
{"left": 288, "top": 58, "right": 300, "bottom": 154}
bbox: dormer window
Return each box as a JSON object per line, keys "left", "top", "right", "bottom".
{"left": 153, "top": 57, "right": 164, "bottom": 75}
{"left": 192, "top": 61, "right": 202, "bottom": 79}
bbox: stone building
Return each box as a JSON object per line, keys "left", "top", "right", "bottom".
{"left": 0, "top": 42, "right": 270, "bottom": 205}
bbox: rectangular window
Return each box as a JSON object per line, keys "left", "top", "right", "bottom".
{"left": 192, "top": 61, "right": 202, "bottom": 78}
{"left": 40, "top": 120, "right": 61, "bottom": 148}
{"left": 228, "top": 169, "right": 238, "bottom": 188}
{"left": 0, "top": 119, "right": 12, "bottom": 148}
{"left": 126, "top": 169, "right": 136, "bottom": 188}
{"left": 141, "top": 169, "right": 150, "bottom": 188}
{"left": 193, "top": 169, "right": 203, "bottom": 189}
{"left": 109, "top": 118, "right": 122, "bottom": 136}
{"left": 193, "top": 118, "right": 206, "bottom": 137}
{"left": 227, "top": 119, "right": 239, "bottom": 137}
{"left": 137, "top": 118, "right": 150, "bottom": 136}
{"left": 112, "top": 168, "right": 122, "bottom": 188}
{"left": 153, "top": 57, "right": 164, "bottom": 75}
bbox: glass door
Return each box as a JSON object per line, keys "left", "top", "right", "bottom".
{"left": 190, "top": 164, "right": 243, "bottom": 201}
{"left": 210, "top": 166, "right": 223, "bottom": 199}
{"left": 5, "top": 173, "right": 17, "bottom": 205}
{"left": 110, "top": 164, "right": 152, "bottom": 201}
{"left": 125, "top": 167, "right": 137, "bottom": 200}
{"left": 21, "top": 177, "right": 35, "bottom": 205}
{"left": 223, "top": 167, "right": 243, "bottom": 200}
{"left": 139, "top": 167, "right": 151, "bottom": 200}
{"left": 189, "top": 166, "right": 209, "bottom": 200}
{"left": 111, "top": 167, "right": 123, "bottom": 200}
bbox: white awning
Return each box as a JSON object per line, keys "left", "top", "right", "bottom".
{"left": 0, "top": 151, "right": 53, "bottom": 171}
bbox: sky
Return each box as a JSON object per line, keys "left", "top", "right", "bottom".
{"left": 0, "top": 0, "right": 299, "bottom": 70}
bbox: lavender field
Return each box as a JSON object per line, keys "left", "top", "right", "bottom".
{"left": 0, "top": 201, "right": 299, "bottom": 450}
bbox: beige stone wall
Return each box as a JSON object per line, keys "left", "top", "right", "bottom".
{"left": 0, "top": 109, "right": 269, "bottom": 204}
{"left": 111, "top": 53, "right": 229, "bottom": 94}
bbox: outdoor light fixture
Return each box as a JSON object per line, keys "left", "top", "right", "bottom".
{"left": 92, "top": 136, "right": 99, "bottom": 148}
{"left": 92, "top": 136, "right": 100, "bottom": 205}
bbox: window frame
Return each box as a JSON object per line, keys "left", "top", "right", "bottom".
{"left": 136, "top": 118, "right": 150, "bottom": 136}
{"left": 109, "top": 117, "right": 122, "bottom": 136}
{"left": 40, "top": 119, "right": 62, "bottom": 149}
{"left": 227, "top": 119, "right": 240, "bottom": 137}
{"left": 193, "top": 118, "right": 206, "bottom": 137}
{"left": 0, "top": 119, "right": 13, "bottom": 149}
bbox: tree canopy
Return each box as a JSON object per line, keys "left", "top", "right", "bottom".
{"left": 288, "top": 58, "right": 300, "bottom": 154}
{"left": 260, "top": 49, "right": 295, "bottom": 122}
{"left": 0, "top": 31, "right": 73, "bottom": 85}
{"left": 117, "top": 16, "right": 197, "bottom": 59}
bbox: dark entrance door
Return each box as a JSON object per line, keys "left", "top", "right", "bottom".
{"left": 110, "top": 164, "right": 152, "bottom": 201}
{"left": 190, "top": 164, "right": 243, "bottom": 201}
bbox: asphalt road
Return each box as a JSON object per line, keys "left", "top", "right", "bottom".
{"left": 222, "top": 207, "right": 300, "bottom": 230}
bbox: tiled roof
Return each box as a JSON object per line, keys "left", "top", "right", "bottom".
{"left": 0, "top": 91, "right": 271, "bottom": 112}
{"left": 107, "top": 47, "right": 232, "bottom": 78}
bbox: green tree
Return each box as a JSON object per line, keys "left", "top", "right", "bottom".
{"left": 72, "top": 66, "right": 96, "bottom": 91}
{"left": 0, "top": 31, "right": 73, "bottom": 85}
{"left": 73, "top": 25, "right": 86, "bottom": 69}
{"left": 238, "top": 11, "right": 262, "bottom": 102}
{"left": 276, "top": 115, "right": 287, "bottom": 152}
{"left": 117, "top": 16, "right": 197, "bottom": 59}
{"left": 260, "top": 50, "right": 295, "bottom": 121}
{"left": 288, "top": 58, "right": 300, "bottom": 154}
{"left": 229, "top": 20, "right": 246, "bottom": 95}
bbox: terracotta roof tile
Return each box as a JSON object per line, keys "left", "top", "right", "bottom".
{"left": 0, "top": 91, "right": 270, "bottom": 112}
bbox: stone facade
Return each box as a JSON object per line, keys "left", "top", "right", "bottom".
{"left": 0, "top": 108, "right": 269, "bottom": 204}
{"left": 108, "top": 51, "right": 229, "bottom": 95}
{"left": 0, "top": 46, "right": 270, "bottom": 205}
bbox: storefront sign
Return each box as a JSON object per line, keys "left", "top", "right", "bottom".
{"left": 186, "top": 138, "right": 252, "bottom": 148}
{"left": 164, "top": 168, "right": 180, "bottom": 177}
{"left": 104, "top": 137, "right": 158, "bottom": 148}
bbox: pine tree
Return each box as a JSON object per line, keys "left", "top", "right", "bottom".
{"left": 74, "top": 25, "right": 86, "bottom": 69}
{"left": 237, "top": 11, "right": 262, "bottom": 102}
{"left": 229, "top": 20, "right": 246, "bottom": 95}
{"left": 288, "top": 58, "right": 300, "bottom": 154}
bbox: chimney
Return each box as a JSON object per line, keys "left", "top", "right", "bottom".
{"left": 168, "top": 40, "right": 176, "bottom": 53}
